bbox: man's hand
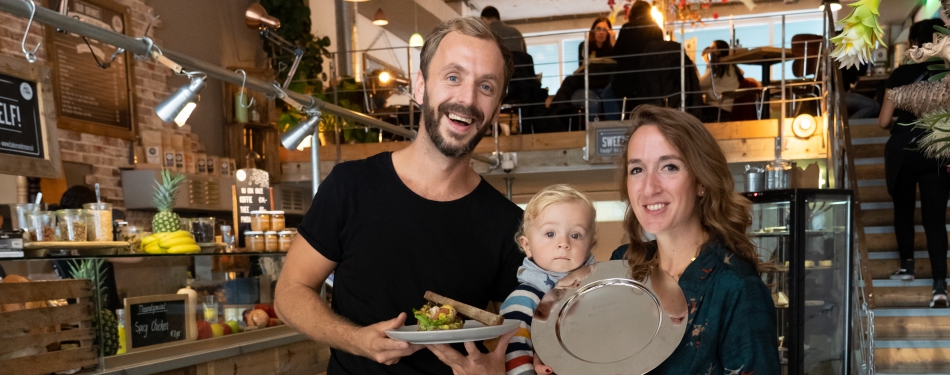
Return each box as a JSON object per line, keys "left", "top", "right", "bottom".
{"left": 425, "top": 328, "right": 518, "bottom": 375}
{"left": 350, "top": 313, "right": 423, "bottom": 365}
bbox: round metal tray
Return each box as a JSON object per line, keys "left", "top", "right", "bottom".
{"left": 532, "top": 260, "right": 688, "bottom": 375}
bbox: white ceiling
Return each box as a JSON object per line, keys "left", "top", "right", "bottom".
{"left": 468, "top": 0, "right": 611, "bottom": 22}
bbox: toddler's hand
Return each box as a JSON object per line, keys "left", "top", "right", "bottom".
{"left": 533, "top": 353, "right": 555, "bottom": 374}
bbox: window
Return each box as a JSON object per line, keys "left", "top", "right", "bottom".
{"left": 563, "top": 38, "right": 583, "bottom": 71}
{"left": 527, "top": 43, "right": 562, "bottom": 93}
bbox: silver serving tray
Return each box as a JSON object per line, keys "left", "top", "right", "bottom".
{"left": 532, "top": 260, "right": 688, "bottom": 375}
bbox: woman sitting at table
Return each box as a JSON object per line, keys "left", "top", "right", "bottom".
{"left": 699, "top": 40, "right": 743, "bottom": 122}
{"left": 578, "top": 17, "right": 616, "bottom": 68}
{"left": 610, "top": 105, "right": 780, "bottom": 373}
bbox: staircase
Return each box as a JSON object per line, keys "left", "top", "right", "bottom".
{"left": 849, "top": 118, "right": 950, "bottom": 373}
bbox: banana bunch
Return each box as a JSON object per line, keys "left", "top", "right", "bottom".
{"left": 141, "top": 231, "right": 200, "bottom": 254}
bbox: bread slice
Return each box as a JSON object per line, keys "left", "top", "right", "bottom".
{"left": 424, "top": 291, "right": 504, "bottom": 326}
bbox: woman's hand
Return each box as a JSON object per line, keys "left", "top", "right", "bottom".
{"left": 533, "top": 353, "right": 555, "bottom": 374}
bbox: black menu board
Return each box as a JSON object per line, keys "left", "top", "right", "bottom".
{"left": 233, "top": 168, "right": 272, "bottom": 248}
{"left": 124, "top": 294, "right": 190, "bottom": 351}
{"left": 46, "top": 0, "right": 134, "bottom": 139}
{"left": 0, "top": 75, "right": 43, "bottom": 159}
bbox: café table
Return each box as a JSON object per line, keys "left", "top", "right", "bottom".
{"left": 720, "top": 46, "right": 791, "bottom": 118}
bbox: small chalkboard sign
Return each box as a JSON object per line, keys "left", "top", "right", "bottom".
{"left": 586, "top": 121, "right": 632, "bottom": 164}
{"left": 123, "top": 294, "right": 193, "bottom": 352}
{"left": 232, "top": 168, "right": 272, "bottom": 248}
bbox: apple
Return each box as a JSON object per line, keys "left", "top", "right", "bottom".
{"left": 255, "top": 303, "right": 277, "bottom": 319}
{"left": 247, "top": 309, "right": 269, "bottom": 329}
{"left": 210, "top": 323, "right": 225, "bottom": 337}
{"left": 226, "top": 320, "right": 242, "bottom": 334}
{"left": 196, "top": 321, "right": 212, "bottom": 340}
{"left": 242, "top": 308, "right": 253, "bottom": 324}
{"left": 268, "top": 318, "right": 283, "bottom": 327}
{"left": 220, "top": 323, "right": 232, "bottom": 335}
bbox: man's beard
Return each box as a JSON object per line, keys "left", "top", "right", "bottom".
{"left": 421, "top": 91, "right": 490, "bottom": 158}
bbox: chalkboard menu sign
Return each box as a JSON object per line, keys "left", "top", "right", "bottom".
{"left": 0, "top": 74, "right": 42, "bottom": 159}
{"left": 233, "top": 168, "right": 272, "bottom": 248}
{"left": 45, "top": 0, "right": 135, "bottom": 139}
{"left": 123, "top": 294, "right": 192, "bottom": 352}
{"left": 0, "top": 55, "right": 62, "bottom": 178}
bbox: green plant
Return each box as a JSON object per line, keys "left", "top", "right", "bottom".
{"left": 260, "top": 0, "right": 332, "bottom": 96}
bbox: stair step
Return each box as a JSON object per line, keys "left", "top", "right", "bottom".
{"left": 870, "top": 279, "right": 945, "bottom": 307}
{"left": 866, "top": 232, "right": 950, "bottom": 253}
{"left": 853, "top": 143, "right": 885, "bottom": 159}
{"left": 856, "top": 164, "right": 885, "bottom": 181}
{"left": 861, "top": 207, "right": 950, "bottom": 227}
{"left": 868, "top": 251, "right": 950, "bottom": 260}
{"left": 850, "top": 122, "right": 890, "bottom": 138}
{"left": 858, "top": 185, "right": 896, "bottom": 203}
{"left": 865, "top": 224, "right": 950, "bottom": 235}
{"left": 874, "top": 347, "right": 950, "bottom": 371}
{"left": 874, "top": 308, "right": 950, "bottom": 339}
{"left": 868, "top": 258, "right": 950, "bottom": 280}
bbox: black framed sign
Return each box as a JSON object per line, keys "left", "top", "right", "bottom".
{"left": 45, "top": 0, "right": 136, "bottom": 139}
{"left": 586, "top": 121, "right": 632, "bottom": 164}
{"left": 123, "top": 294, "right": 193, "bottom": 352}
{"left": 0, "top": 55, "right": 62, "bottom": 178}
{"left": 233, "top": 168, "right": 272, "bottom": 248}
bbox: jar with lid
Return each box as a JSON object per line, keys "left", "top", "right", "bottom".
{"left": 191, "top": 217, "right": 215, "bottom": 243}
{"left": 83, "top": 202, "right": 113, "bottom": 241}
{"left": 120, "top": 226, "right": 144, "bottom": 253}
{"left": 278, "top": 230, "right": 295, "bottom": 252}
{"left": 250, "top": 211, "right": 271, "bottom": 231}
{"left": 57, "top": 209, "right": 88, "bottom": 242}
{"left": 264, "top": 231, "right": 279, "bottom": 252}
{"left": 244, "top": 231, "right": 264, "bottom": 252}
{"left": 25, "top": 211, "right": 56, "bottom": 242}
{"left": 270, "top": 211, "right": 285, "bottom": 231}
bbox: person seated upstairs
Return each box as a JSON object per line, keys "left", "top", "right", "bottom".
{"left": 699, "top": 40, "right": 744, "bottom": 122}
{"left": 481, "top": 6, "right": 525, "bottom": 53}
{"left": 578, "top": 17, "right": 616, "bottom": 68}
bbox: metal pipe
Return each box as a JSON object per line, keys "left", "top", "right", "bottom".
{"left": 583, "top": 29, "right": 589, "bottom": 128}
{"left": 0, "top": 0, "right": 417, "bottom": 140}
{"left": 680, "top": 23, "right": 685, "bottom": 112}
{"left": 504, "top": 177, "right": 513, "bottom": 201}
{"left": 778, "top": 15, "right": 786, "bottom": 161}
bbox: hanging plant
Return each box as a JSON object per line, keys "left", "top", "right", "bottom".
{"left": 829, "top": 0, "right": 885, "bottom": 69}
{"left": 259, "top": 0, "right": 332, "bottom": 96}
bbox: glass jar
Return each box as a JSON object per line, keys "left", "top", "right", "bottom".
{"left": 83, "top": 203, "right": 113, "bottom": 241}
{"left": 25, "top": 211, "right": 56, "bottom": 242}
{"left": 191, "top": 217, "right": 215, "bottom": 243}
{"left": 270, "top": 211, "right": 285, "bottom": 231}
{"left": 250, "top": 211, "right": 271, "bottom": 231}
{"left": 14, "top": 203, "right": 41, "bottom": 232}
{"left": 278, "top": 230, "right": 294, "bottom": 252}
{"left": 264, "top": 231, "right": 278, "bottom": 252}
{"left": 57, "top": 209, "right": 88, "bottom": 242}
{"left": 179, "top": 217, "right": 193, "bottom": 232}
{"left": 244, "top": 231, "right": 264, "bottom": 252}
{"left": 121, "top": 226, "right": 144, "bottom": 253}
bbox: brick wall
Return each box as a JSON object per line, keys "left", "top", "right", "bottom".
{"left": 0, "top": 0, "right": 195, "bottom": 210}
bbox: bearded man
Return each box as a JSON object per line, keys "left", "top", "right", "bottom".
{"left": 275, "top": 17, "right": 522, "bottom": 375}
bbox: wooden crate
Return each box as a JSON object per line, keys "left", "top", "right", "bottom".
{"left": 0, "top": 279, "right": 99, "bottom": 375}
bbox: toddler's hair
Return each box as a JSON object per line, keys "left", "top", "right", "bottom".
{"left": 515, "top": 184, "right": 597, "bottom": 252}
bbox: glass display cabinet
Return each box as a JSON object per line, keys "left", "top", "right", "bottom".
{"left": 745, "top": 189, "right": 852, "bottom": 375}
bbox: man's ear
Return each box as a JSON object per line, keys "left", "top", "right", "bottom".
{"left": 413, "top": 70, "right": 425, "bottom": 105}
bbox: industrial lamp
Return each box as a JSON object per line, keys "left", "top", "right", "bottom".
{"left": 819, "top": 0, "right": 841, "bottom": 11}
{"left": 792, "top": 113, "right": 817, "bottom": 138}
{"left": 378, "top": 71, "right": 409, "bottom": 86}
{"left": 245, "top": 4, "right": 302, "bottom": 90}
{"left": 281, "top": 114, "right": 321, "bottom": 150}
{"left": 156, "top": 74, "right": 206, "bottom": 126}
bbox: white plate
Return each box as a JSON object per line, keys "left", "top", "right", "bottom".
{"left": 386, "top": 319, "right": 519, "bottom": 344}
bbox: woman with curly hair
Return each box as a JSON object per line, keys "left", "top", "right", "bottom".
{"left": 609, "top": 105, "right": 779, "bottom": 373}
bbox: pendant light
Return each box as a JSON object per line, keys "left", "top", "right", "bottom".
{"left": 819, "top": 0, "right": 841, "bottom": 11}
{"left": 373, "top": 8, "right": 388, "bottom": 26}
{"left": 409, "top": 3, "right": 424, "bottom": 47}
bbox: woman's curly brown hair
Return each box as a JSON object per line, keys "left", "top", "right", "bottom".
{"left": 618, "top": 105, "right": 766, "bottom": 280}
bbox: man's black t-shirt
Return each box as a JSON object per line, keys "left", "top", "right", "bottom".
{"left": 297, "top": 152, "right": 525, "bottom": 375}
{"left": 885, "top": 60, "right": 942, "bottom": 136}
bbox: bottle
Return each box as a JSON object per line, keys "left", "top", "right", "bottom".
{"left": 116, "top": 309, "right": 127, "bottom": 354}
{"left": 177, "top": 285, "right": 199, "bottom": 340}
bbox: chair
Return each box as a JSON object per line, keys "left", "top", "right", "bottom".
{"left": 507, "top": 51, "right": 558, "bottom": 133}
{"left": 788, "top": 34, "right": 825, "bottom": 116}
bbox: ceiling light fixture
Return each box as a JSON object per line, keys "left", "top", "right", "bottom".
{"left": 156, "top": 73, "right": 206, "bottom": 126}
{"left": 373, "top": 8, "right": 388, "bottom": 26}
{"left": 409, "top": 3, "right": 424, "bottom": 47}
{"left": 819, "top": 0, "right": 841, "bottom": 11}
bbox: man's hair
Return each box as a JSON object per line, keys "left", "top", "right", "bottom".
{"left": 59, "top": 185, "right": 97, "bottom": 209}
{"left": 480, "top": 6, "right": 500, "bottom": 20}
{"left": 419, "top": 17, "right": 514, "bottom": 98}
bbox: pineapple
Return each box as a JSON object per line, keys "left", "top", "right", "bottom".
{"left": 69, "top": 260, "right": 119, "bottom": 356}
{"left": 152, "top": 168, "right": 185, "bottom": 233}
